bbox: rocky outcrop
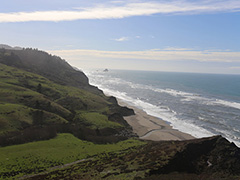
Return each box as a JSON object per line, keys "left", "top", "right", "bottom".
{"left": 107, "top": 96, "right": 135, "bottom": 116}
{"left": 149, "top": 135, "right": 240, "bottom": 177}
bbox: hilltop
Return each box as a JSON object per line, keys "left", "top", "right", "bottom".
{"left": 0, "top": 46, "right": 135, "bottom": 146}
{"left": 0, "top": 45, "right": 240, "bottom": 180}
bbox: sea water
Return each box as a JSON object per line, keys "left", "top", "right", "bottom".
{"left": 85, "top": 70, "right": 240, "bottom": 147}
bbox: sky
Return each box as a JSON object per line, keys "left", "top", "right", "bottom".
{"left": 1, "top": 0, "right": 240, "bottom": 74}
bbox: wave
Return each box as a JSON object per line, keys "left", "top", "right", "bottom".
{"left": 148, "top": 87, "right": 240, "bottom": 111}
{"left": 87, "top": 71, "right": 240, "bottom": 111}
{"left": 101, "top": 85, "right": 240, "bottom": 146}
{"left": 213, "top": 99, "right": 240, "bottom": 110}
{"left": 85, "top": 70, "right": 240, "bottom": 146}
{"left": 92, "top": 84, "right": 214, "bottom": 139}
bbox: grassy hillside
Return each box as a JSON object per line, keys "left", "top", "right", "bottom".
{"left": 0, "top": 63, "right": 110, "bottom": 133}
{"left": 0, "top": 49, "right": 134, "bottom": 146}
{"left": 0, "top": 48, "right": 101, "bottom": 93}
{"left": 1, "top": 46, "right": 240, "bottom": 180}
{"left": 0, "top": 133, "right": 145, "bottom": 179}
{"left": 1, "top": 135, "right": 239, "bottom": 180}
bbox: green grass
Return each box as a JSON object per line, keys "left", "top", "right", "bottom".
{"left": 0, "top": 63, "right": 119, "bottom": 133}
{"left": 0, "top": 103, "right": 33, "bottom": 133}
{"left": 0, "top": 133, "right": 145, "bottom": 179}
{"left": 0, "top": 82, "right": 40, "bottom": 103}
{"left": 0, "top": 63, "right": 141, "bottom": 179}
{"left": 0, "top": 63, "right": 110, "bottom": 112}
{"left": 0, "top": 103, "right": 68, "bottom": 134}
{"left": 75, "top": 112, "right": 123, "bottom": 129}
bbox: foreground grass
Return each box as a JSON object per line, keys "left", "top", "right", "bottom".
{"left": 0, "top": 133, "right": 145, "bottom": 179}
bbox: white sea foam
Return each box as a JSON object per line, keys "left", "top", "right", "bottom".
{"left": 151, "top": 86, "right": 240, "bottom": 111}
{"left": 87, "top": 70, "right": 240, "bottom": 110}
{"left": 86, "top": 69, "right": 240, "bottom": 113}
{"left": 92, "top": 84, "right": 214, "bottom": 139}
{"left": 214, "top": 99, "right": 240, "bottom": 110}
{"left": 126, "top": 81, "right": 199, "bottom": 98}
{"left": 135, "top": 83, "right": 240, "bottom": 111}
{"left": 210, "top": 127, "right": 240, "bottom": 147}
{"left": 85, "top": 70, "right": 240, "bottom": 147}
{"left": 154, "top": 88, "right": 196, "bottom": 97}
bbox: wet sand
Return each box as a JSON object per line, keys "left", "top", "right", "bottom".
{"left": 118, "top": 100, "right": 195, "bottom": 141}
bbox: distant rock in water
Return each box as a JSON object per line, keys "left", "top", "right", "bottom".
{"left": 103, "top": 69, "right": 108, "bottom": 72}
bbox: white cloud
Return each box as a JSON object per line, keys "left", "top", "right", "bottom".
{"left": 1, "top": 0, "right": 240, "bottom": 22}
{"left": 162, "top": 47, "right": 194, "bottom": 51}
{"left": 113, "top": 36, "right": 141, "bottom": 41}
{"left": 48, "top": 49, "right": 240, "bottom": 63}
{"left": 113, "top": 37, "right": 129, "bottom": 42}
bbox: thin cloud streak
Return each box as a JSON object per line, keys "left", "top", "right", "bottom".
{"left": 48, "top": 49, "right": 240, "bottom": 63}
{"left": 161, "top": 47, "right": 194, "bottom": 51}
{"left": 113, "top": 37, "right": 129, "bottom": 42}
{"left": 1, "top": 0, "right": 240, "bottom": 22}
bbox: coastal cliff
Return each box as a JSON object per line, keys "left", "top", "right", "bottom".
{"left": 0, "top": 46, "right": 239, "bottom": 180}
{"left": 0, "top": 46, "right": 135, "bottom": 146}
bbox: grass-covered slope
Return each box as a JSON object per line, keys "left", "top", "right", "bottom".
{"left": 1, "top": 46, "right": 240, "bottom": 180}
{"left": 1, "top": 135, "right": 238, "bottom": 180}
{"left": 0, "top": 48, "right": 134, "bottom": 146}
{"left": 0, "top": 63, "right": 107, "bottom": 131}
{"left": 0, "top": 133, "right": 145, "bottom": 179}
{"left": 0, "top": 47, "right": 100, "bottom": 93}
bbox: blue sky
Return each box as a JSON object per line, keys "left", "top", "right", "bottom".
{"left": 1, "top": 0, "right": 240, "bottom": 74}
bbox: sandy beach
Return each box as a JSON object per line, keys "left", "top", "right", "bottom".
{"left": 118, "top": 100, "right": 195, "bottom": 141}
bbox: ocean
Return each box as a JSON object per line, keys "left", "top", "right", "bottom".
{"left": 85, "top": 69, "right": 240, "bottom": 147}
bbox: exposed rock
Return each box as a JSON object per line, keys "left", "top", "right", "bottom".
{"left": 149, "top": 136, "right": 240, "bottom": 176}
{"left": 108, "top": 96, "right": 118, "bottom": 104}
{"left": 119, "top": 106, "right": 135, "bottom": 116}
{"left": 108, "top": 113, "right": 129, "bottom": 126}
{"left": 108, "top": 96, "right": 135, "bottom": 116}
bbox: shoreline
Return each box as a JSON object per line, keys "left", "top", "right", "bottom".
{"left": 118, "top": 99, "right": 195, "bottom": 141}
